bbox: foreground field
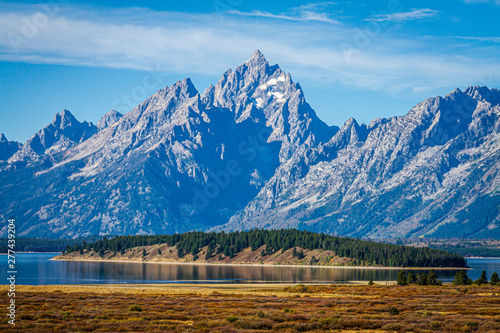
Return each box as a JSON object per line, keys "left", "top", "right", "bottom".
{"left": 1, "top": 284, "right": 499, "bottom": 332}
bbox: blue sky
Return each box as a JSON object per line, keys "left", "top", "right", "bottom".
{"left": 1, "top": 0, "right": 500, "bottom": 142}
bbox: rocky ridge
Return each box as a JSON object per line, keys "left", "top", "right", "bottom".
{"left": 0, "top": 51, "right": 499, "bottom": 239}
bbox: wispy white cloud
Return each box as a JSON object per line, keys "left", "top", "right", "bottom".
{"left": 454, "top": 36, "right": 500, "bottom": 42}
{"left": 463, "top": 0, "right": 500, "bottom": 5}
{"left": 227, "top": 9, "right": 338, "bottom": 24}
{"left": 227, "top": 2, "right": 341, "bottom": 24}
{"left": 366, "top": 8, "right": 439, "bottom": 22}
{"left": 0, "top": 3, "right": 498, "bottom": 94}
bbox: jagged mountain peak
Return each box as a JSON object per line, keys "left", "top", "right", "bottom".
{"left": 250, "top": 49, "right": 265, "bottom": 60}
{"left": 464, "top": 85, "right": 489, "bottom": 97}
{"left": 52, "top": 109, "right": 79, "bottom": 128}
{"left": 172, "top": 77, "right": 198, "bottom": 97}
{"left": 323, "top": 117, "right": 366, "bottom": 150}
{"left": 204, "top": 52, "right": 278, "bottom": 113}
{"left": 464, "top": 85, "right": 500, "bottom": 105}
{"left": 124, "top": 77, "right": 200, "bottom": 127}
{"left": 49, "top": 109, "right": 96, "bottom": 132}
{"left": 2, "top": 52, "right": 499, "bottom": 241}
{"left": 243, "top": 49, "right": 269, "bottom": 70}
{"left": 206, "top": 51, "right": 296, "bottom": 112}
{"left": 344, "top": 117, "right": 358, "bottom": 127}
{"left": 440, "top": 85, "right": 500, "bottom": 107}
{"left": 396, "top": 88, "right": 481, "bottom": 148}
{"left": 150, "top": 78, "right": 199, "bottom": 103}
{"left": 407, "top": 87, "right": 480, "bottom": 122}
{"left": 8, "top": 108, "right": 97, "bottom": 161}
{"left": 59, "top": 108, "right": 73, "bottom": 116}
{"left": 156, "top": 78, "right": 199, "bottom": 109}
{"left": 0, "top": 133, "right": 21, "bottom": 161}
{"left": 200, "top": 51, "right": 335, "bottom": 153}
{"left": 221, "top": 85, "right": 500, "bottom": 239}
{"left": 98, "top": 110, "right": 123, "bottom": 130}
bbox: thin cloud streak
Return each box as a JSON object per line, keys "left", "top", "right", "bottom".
{"left": 226, "top": 2, "right": 341, "bottom": 25}
{"left": 454, "top": 36, "right": 500, "bottom": 42}
{"left": 0, "top": 4, "right": 498, "bottom": 94}
{"left": 227, "top": 9, "right": 339, "bottom": 24}
{"left": 463, "top": 0, "right": 500, "bottom": 5}
{"left": 366, "top": 8, "right": 439, "bottom": 22}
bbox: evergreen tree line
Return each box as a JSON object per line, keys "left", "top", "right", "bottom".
{"left": 429, "top": 245, "right": 500, "bottom": 258}
{"left": 0, "top": 237, "right": 92, "bottom": 253}
{"left": 396, "top": 270, "right": 441, "bottom": 286}
{"left": 451, "top": 270, "right": 500, "bottom": 286}
{"left": 66, "top": 229, "right": 467, "bottom": 268}
{"left": 396, "top": 269, "right": 500, "bottom": 286}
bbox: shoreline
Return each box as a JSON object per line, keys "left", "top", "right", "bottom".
{"left": 0, "top": 281, "right": 398, "bottom": 296}
{"left": 52, "top": 256, "right": 468, "bottom": 270}
{"left": 0, "top": 251, "right": 62, "bottom": 254}
{"left": 464, "top": 256, "right": 500, "bottom": 259}
{"left": 3, "top": 281, "right": 385, "bottom": 289}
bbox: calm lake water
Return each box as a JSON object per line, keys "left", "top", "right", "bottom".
{"left": 1, "top": 253, "right": 499, "bottom": 285}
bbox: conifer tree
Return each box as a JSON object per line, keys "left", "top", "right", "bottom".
{"left": 490, "top": 272, "right": 499, "bottom": 285}
{"left": 427, "top": 270, "right": 437, "bottom": 286}
{"left": 453, "top": 270, "right": 469, "bottom": 286}
{"left": 407, "top": 271, "right": 416, "bottom": 284}
{"left": 397, "top": 270, "right": 407, "bottom": 286}
{"left": 480, "top": 270, "right": 488, "bottom": 284}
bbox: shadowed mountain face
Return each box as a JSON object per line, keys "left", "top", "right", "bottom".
{"left": 1, "top": 51, "right": 499, "bottom": 239}
{"left": 222, "top": 86, "right": 500, "bottom": 239}
{"left": 0, "top": 133, "right": 22, "bottom": 161}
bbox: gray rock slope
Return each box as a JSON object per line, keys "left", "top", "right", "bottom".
{"left": 0, "top": 133, "right": 22, "bottom": 161}
{"left": 222, "top": 86, "right": 500, "bottom": 239}
{"left": 0, "top": 51, "right": 499, "bottom": 239}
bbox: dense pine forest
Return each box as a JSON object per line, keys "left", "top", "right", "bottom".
{"left": 430, "top": 245, "right": 500, "bottom": 258}
{"left": 0, "top": 237, "right": 92, "bottom": 253}
{"left": 65, "top": 229, "right": 466, "bottom": 268}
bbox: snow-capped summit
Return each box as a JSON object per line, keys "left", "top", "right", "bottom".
{"left": 202, "top": 50, "right": 336, "bottom": 161}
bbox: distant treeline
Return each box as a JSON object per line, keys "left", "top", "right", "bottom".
{"left": 66, "top": 229, "right": 467, "bottom": 268}
{"left": 429, "top": 245, "right": 500, "bottom": 258}
{"left": 0, "top": 237, "right": 99, "bottom": 253}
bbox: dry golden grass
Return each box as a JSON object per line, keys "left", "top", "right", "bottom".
{"left": 1, "top": 284, "right": 499, "bottom": 332}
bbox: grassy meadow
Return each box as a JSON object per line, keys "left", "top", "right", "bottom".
{"left": 1, "top": 283, "right": 499, "bottom": 332}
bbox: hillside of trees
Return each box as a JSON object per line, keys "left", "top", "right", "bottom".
{"left": 63, "top": 229, "right": 466, "bottom": 268}
{"left": 429, "top": 244, "right": 500, "bottom": 257}
{"left": 0, "top": 237, "right": 94, "bottom": 253}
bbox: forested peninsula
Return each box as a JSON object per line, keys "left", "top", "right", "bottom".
{"left": 56, "top": 229, "right": 466, "bottom": 268}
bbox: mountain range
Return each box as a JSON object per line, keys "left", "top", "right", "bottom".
{"left": 1, "top": 50, "right": 499, "bottom": 239}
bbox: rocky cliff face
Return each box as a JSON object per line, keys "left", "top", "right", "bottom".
{"left": 222, "top": 86, "right": 500, "bottom": 239}
{"left": 0, "top": 133, "right": 21, "bottom": 161}
{"left": 9, "top": 109, "right": 97, "bottom": 164}
{"left": 97, "top": 110, "right": 123, "bottom": 130}
{"left": 0, "top": 51, "right": 499, "bottom": 239}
